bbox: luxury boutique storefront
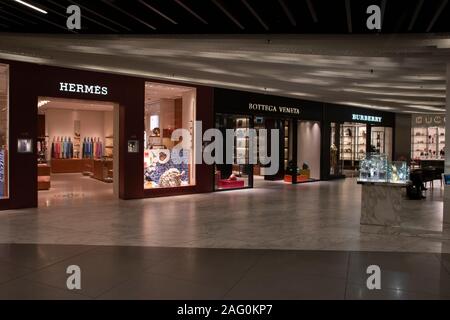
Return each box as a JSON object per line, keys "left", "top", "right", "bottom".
{"left": 323, "top": 104, "right": 395, "bottom": 179}
{"left": 0, "top": 59, "right": 398, "bottom": 210}
{"left": 0, "top": 59, "right": 214, "bottom": 210}
{"left": 212, "top": 89, "right": 396, "bottom": 190}
{"left": 411, "top": 113, "right": 445, "bottom": 168}
{"left": 213, "top": 89, "right": 323, "bottom": 190}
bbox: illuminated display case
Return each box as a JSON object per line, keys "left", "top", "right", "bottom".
{"left": 388, "top": 161, "right": 410, "bottom": 183}
{"left": 411, "top": 114, "right": 445, "bottom": 161}
{"left": 339, "top": 122, "right": 367, "bottom": 172}
{"left": 359, "top": 153, "right": 409, "bottom": 183}
{"left": 411, "top": 126, "right": 445, "bottom": 160}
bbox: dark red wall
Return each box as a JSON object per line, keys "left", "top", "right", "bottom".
{"left": 0, "top": 59, "right": 214, "bottom": 210}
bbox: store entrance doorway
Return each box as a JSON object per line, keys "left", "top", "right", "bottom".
{"left": 36, "top": 97, "right": 119, "bottom": 207}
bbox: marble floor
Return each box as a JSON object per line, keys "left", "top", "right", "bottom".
{"left": 0, "top": 173, "right": 449, "bottom": 253}
{"left": 0, "top": 244, "right": 449, "bottom": 299}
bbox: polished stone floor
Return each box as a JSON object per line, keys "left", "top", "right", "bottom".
{"left": 0, "top": 173, "right": 449, "bottom": 253}
{"left": 0, "top": 244, "right": 449, "bottom": 300}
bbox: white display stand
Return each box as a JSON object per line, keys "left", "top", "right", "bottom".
{"left": 358, "top": 181, "right": 409, "bottom": 227}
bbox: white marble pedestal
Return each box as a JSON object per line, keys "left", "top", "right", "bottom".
{"left": 358, "top": 181, "right": 409, "bottom": 227}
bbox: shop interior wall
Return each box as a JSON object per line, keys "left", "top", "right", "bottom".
{"left": 297, "top": 121, "right": 321, "bottom": 179}
{"left": 45, "top": 109, "right": 112, "bottom": 158}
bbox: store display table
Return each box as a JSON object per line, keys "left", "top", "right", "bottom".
{"left": 37, "top": 163, "right": 51, "bottom": 190}
{"left": 357, "top": 180, "right": 409, "bottom": 227}
{"left": 218, "top": 179, "right": 245, "bottom": 189}
{"left": 284, "top": 174, "right": 309, "bottom": 183}
{"left": 92, "top": 159, "right": 113, "bottom": 182}
{"left": 51, "top": 159, "right": 94, "bottom": 173}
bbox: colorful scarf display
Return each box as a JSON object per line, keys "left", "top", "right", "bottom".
{"left": 51, "top": 136, "right": 73, "bottom": 159}
{"left": 51, "top": 136, "right": 104, "bottom": 159}
{"left": 82, "top": 137, "right": 103, "bottom": 159}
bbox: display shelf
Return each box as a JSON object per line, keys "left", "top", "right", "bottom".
{"left": 339, "top": 123, "right": 367, "bottom": 164}
{"left": 411, "top": 126, "right": 445, "bottom": 160}
{"left": 234, "top": 118, "right": 249, "bottom": 165}
{"left": 104, "top": 136, "right": 114, "bottom": 158}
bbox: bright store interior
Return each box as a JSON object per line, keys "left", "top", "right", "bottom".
{"left": 36, "top": 97, "right": 117, "bottom": 206}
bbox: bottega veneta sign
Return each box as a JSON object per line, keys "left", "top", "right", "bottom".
{"left": 59, "top": 82, "right": 108, "bottom": 95}
{"left": 352, "top": 114, "right": 382, "bottom": 123}
{"left": 248, "top": 103, "right": 300, "bottom": 115}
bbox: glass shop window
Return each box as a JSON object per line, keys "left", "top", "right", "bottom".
{"left": 214, "top": 114, "right": 252, "bottom": 190}
{"left": 143, "top": 82, "right": 196, "bottom": 189}
{"left": 0, "top": 64, "right": 9, "bottom": 199}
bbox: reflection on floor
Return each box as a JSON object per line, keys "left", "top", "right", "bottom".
{"left": 0, "top": 244, "right": 449, "bottom": 299}
{"left": 0, "top": 176, "right": 449, "bottom": 253}
{"left": 38, "top": 173, "right": 114, "bottom": 208}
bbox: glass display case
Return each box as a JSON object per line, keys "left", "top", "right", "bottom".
{"left": 388, "top": 161, "right": 410, "bottom": 183}
{"left": 359, "top": 153, "right": 387, "bottom": 182}
{"left": 359, "top": 153, "right": 409, "bottom": 184}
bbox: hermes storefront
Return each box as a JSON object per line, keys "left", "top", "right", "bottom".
{"left": 0, "top": 59, "right": 214, "bottom": 210}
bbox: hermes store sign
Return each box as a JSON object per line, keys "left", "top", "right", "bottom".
{"left": 59, "top": 82, "right": 108, "bottom": 96}
{"left": 413, "top": 114, "right": 445, "bottom": 127}
{"left": 248, "top": 103, "right": 300, "bottom": 115}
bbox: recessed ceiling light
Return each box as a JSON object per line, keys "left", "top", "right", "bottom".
{"left": 14, "top": 0, "right": 48, "bottom": 14}
{"left": 38, "top": 100, "right": 50, "bottom": 108}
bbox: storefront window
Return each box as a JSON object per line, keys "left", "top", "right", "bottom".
{"left": 370, "top": 126, "right": 393, "bottom": 160}
{"left": 0, "top": 64, "right": 8, "bottom": 199}
{"left": 215, "top": 114, "right": 252, "bottom": 190}
{"left": 411, "top": 118, "right": 445, "bottom": 161}
{"left": 144, "top": 82, "right": 196, "bottom": 189}
{"left": 340, "top": 122, "right": 367, "bottom": 175}
{"left": 329, "top": 122, "right": 341, "bottom": 176}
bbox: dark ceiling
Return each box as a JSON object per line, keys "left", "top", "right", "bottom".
{"left": 0, "top": 0, "right": 449, "bottom": 34}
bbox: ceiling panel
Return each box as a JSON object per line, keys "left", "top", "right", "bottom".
{"left": 0, "top": 0, "right": 448, "bottom": 33}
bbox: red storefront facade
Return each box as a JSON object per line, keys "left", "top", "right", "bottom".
{"left": 0, "top": 59, "right": 215, "bottom": 210}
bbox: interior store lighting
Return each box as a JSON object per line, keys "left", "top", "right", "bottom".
{"left": 38, "top": 100, "right": 50, "bottom": 108}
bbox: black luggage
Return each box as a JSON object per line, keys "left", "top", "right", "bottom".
{"left": 406, "top": 185, "right": 423, "bottom": 200}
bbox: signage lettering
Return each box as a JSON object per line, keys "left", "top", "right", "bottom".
{"left": 248, "top": 103, "right": 300, "bottom": 115}
{"left": 59, "top": 82, "right": 108, "bottom": 95}
{"left": 413, "top": 114, "right": 445, "bottom": 127}
{"left": 352, "top": 114, "right": 382, "bottom": 123}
